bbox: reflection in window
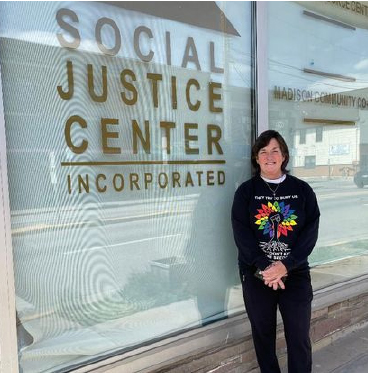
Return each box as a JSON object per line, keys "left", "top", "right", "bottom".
{"left": 0, "top": 1, "right": 252, "bottom": 372}
{"left": 268, "top": 1, "right": 368, "bottom": 277}
{"left": 305, "top": 155, "right": 316, "bottom": 169}
{"left": 316, "top": 127, "right": 323, "bottom": 142}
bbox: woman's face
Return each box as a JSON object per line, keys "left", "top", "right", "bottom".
{"left": 256, "top": 138, "right": 285, "bottom": 179}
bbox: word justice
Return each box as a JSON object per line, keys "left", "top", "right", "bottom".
{"left": 57, "top": 61, "right": 223, "bottom": 113}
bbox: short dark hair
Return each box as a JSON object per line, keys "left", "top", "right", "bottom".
{"left": 251, "top": 130, "right": 290, "bottom": 175}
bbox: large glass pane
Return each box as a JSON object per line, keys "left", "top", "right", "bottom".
{"left": 268, "top": 2, "right": 368, "bottom": 271}
{"left": 0, "top": 2, "right": 252, "bottom": 372}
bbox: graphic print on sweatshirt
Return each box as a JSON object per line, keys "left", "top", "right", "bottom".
{"left": 254, "top": 201, "right": 298, "bottom": 261}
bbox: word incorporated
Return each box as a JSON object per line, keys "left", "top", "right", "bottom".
{"left": 67, "top": 170, "right": 226, "bottom": 194}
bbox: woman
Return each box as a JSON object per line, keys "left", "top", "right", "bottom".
{"left": 231, "top": 130, "right": 320, "bottom": 373}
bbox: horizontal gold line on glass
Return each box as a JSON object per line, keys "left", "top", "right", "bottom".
{"left": 303, "top": 68, "right": 356, "bottom": 82}
{"left": 61, "top": 160, "right": 226, "bottom": 166}
{"left": 303, "top": 118, "right": 355, "bottom": 125}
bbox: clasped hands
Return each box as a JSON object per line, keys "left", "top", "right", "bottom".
{"left": 260, "top": 261, "right": 288, "bottom": 290}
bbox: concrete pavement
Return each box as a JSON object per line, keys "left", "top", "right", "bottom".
{"left": 312, "top": 323, "right": 368, "bottom": 373}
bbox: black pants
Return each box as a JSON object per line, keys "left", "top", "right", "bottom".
{"left": 241, "top": 268, "right": 313, "bottom": 373}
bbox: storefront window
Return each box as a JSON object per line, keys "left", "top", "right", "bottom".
{"left": 0, "top": 2, "right": 252, "bottom": 371}
{"left": 268, "top": 2, "right": 368, "bottom": 269}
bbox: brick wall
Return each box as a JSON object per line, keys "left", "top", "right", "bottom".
{"left": 311, "top": 292, "right": 368, "bottom": 350}
{"left": 149, "top": 292, "right": 368, "bottom": 373}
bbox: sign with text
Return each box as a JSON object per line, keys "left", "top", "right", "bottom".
{"left": 56, "top": 7, "right": 227, "bottom": 196}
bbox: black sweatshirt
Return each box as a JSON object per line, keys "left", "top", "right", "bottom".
{"left": 231, "top": 174, "right": 320, "bottom": 273}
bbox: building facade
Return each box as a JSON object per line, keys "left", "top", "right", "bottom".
{"left": 0, "top": 2, "right": 368, "bottom": 372}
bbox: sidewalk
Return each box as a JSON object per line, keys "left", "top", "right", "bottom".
{"left": 312, "top": 323, "right": 368, "bottom": 373}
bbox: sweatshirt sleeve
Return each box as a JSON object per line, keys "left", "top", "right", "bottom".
{"left": 281, "top": 183, "right": 320, "bottom": 271}
{"left": 231, "top": 185, "right": 272, "bottom": 270}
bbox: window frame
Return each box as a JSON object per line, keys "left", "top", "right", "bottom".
{"left": 255, "top": 1, "right": 269, "bottom": 136}
{"left": 0, "top": 62, "right": 19, "bottom": 371}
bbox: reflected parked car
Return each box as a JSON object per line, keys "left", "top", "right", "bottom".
{"left": 354, "top": 170, "right": 368, "bottom": 188}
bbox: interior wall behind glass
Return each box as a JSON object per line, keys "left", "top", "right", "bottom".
{"left": 0, "top": 2, "right": 252, "bottom": 372}
{"left": 267, "top": 1, "right": 368, "bottom": 266}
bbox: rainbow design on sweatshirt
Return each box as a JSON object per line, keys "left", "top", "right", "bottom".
{"left": 255, "top": 201, "right": 298, "bottom": 239}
